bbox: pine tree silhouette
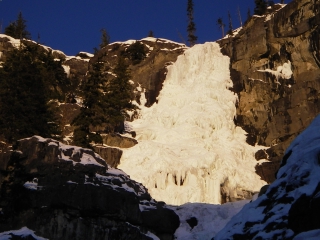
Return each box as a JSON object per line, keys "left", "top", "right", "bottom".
{"left": 4, "top": 12, "right": 31, "bottom": 39}
{"left": 104, "top": 56, "right": 138, "bottom": 132}
{"left": 0, "top": 45, "right": 60, "bottom": 143}
{"left": 254, "top": 0, "right": 268, "bottom": 15}
{"left": 217, "top": 18, "right": 225, "bottom": 38}
{"left": 99, "top": 28, "right": 110, "bottom": 49}
{"left": 187, "top": 0, "right": 197, "bottom": 46}
{"left": 72, "top": 56, "right": 138, "bottom": 148}
{"left": 72, "top": 59, "right": 107, "bottom": 148}
{"left": 227, "top": 11, "right": 233, "bottom": 36}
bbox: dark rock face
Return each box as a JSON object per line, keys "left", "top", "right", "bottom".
{"left": 56, "top": 103, "right": 81, "bottom": 139}
{"left": 64, "top": 55, "right": 90, "bottom": 94}
{"left": 0, "top": 136, "right": 179, "bottom": 240}
{"left": 217, "top": 0, "right": 320, "bottom": 183}
{"left": 214, "top": 115, "right": 320, "bottom": 239}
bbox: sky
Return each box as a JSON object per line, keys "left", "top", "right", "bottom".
{"left": 0, "top": 0, "right": 287, "bottom": 56}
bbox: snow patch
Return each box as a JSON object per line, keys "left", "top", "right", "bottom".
{"left": 23, "top": 178, "right": 38, "bottom": 190}
{"left": 170, "top": 200, "right": 249, "bottom": 239}
{"left": 62, "top": 65, "right": 70, "bottom": 78}
{"left": 141, "top": 37, "right": 187, "bottom": 47}
{"left": 0, "top": 34, "right": 21, "bottom": 47}
{"left": 106, "top": 167, "right": 128, "bottom": 176}
{"left": 257, "top": 61, "right": 293, "bottom": 83}
{"left": 109, "top": 37, "right": 187, "bottom": 48}
{"left": 145, "top": 231, "right": 160, "bottom": 240}
{"left": 293, "top": 229, "right": 320, "bottom": 240}
{"left": 59, "top": 145, "right": 104, "bottom": 167}
{"left": 65, "top": 56, "right": 90, "bottom": 62}
{"left": 0, "top": 227, "right": 48, "bottom": 240}
{"left": 78, "top": 51, "right": 94, "bottom": 58}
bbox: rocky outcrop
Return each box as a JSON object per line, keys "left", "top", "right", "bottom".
{"left": 0, "top": 34, "right": 91, "bottom": 98}
{"left": 64, "top": 54, "right": 91, "bottom": 94}
{"left": 56, "top": 103, "right": 81, "bottom": 139}
{"left": 217, "top": 0, "right": 320, "bottom": 183}
{"left": 93, "top": 37, "right": 187, "bottom": 107}
{"left": 93, "top": 145, "right": 123, "bottom": 167}
{"left": 92, "top": 134, "right": 138, "bottom": 168}
{"left": 214, "top": 114, "right": 320, "bottom": 239}
{"left": 0, "top": 136, "right": 179, "bottom": 240}
{"left": 101, "top": 133, "right": 138, "bottom": 148}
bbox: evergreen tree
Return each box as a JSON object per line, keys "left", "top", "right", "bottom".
{"left": 148, "top": 30, "right": 154, "bottom": 37}
{"left": 4, "top": 12, "right": 31, "bottom": 39}
{"left": 237, "top": 6, "right": 243, "bottom": 27}
{"left": 4, "top": 22, "right": 16, "bottom": 37}
{"left": 99, "top": 28, "right": 110, "bottom": 49}
{"left": 37, "top": 48, "right": 69, "bottom": 100}
{"left": 268, "top": 0, "right": 275, "bottom": 6}
{"left": 254, "top": 0, "right": 268, "bottom": 15}
{"left": 122, "top": 41, "right": 146, "bottom": 65}
{"left": 72, "top": 56, "right": 138, "bottom": 148}
{"left": 217, "top": 17, "right": 225, "bottom": 38}
{"left": 227, "top": 11, "right": 233, "bottom": 36}
{"left": 72, "top": 60, "right": 107, "bottom": 148}
{"left": 104, "top": 56, "right": 138, "bottom": 133}
{"left": 247, "top": 8, "right": 252, "bottom": 21}
{"left": 0, "top": 45, "right": 60, "bottom": 143}
{"left": 187, "top": 0, "right": 197, "bottom": 46}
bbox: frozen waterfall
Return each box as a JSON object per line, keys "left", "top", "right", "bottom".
{"left": 118, "top": 42, "right": 266, "bottom": 205}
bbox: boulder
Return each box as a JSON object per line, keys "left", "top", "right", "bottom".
{"left": 93, "top": 145, "right": 123, "bottom": 167}
{"left": 101, "top": 133, "right": 138, "bottom": 148}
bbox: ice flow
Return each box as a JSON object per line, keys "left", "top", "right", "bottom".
{"left": 118, "top": 42, "right": 266, "bottom": 205}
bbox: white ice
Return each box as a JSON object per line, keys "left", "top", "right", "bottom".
{"left": 118, "top": 42, "right": 266, "bottom": 205}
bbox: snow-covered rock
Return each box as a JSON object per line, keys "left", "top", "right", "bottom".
{"left": 0, "top": 227, "right": 48, "bottom": 240}
{"left": 214, "top": 114, "right": 320, "bottom": 239}
{"left": 170, "top": 200, "right": 250, "bottom": 239}
{"left": 0, "top": 136, "right": 179, "bottom": 240}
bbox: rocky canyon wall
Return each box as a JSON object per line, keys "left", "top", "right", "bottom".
{"left": 217, "top": 0, "right": 320, "bottom": 183}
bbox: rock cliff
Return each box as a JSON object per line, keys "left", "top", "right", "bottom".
{"left": 217, "top": 0, "right": 320, "bottom": 183}
{"left": 0, "top": 136, "right": 179, "bottom": 240}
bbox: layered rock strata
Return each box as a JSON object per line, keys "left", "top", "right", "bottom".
{"left": 218, "top": 0, "right": 320, "bottom": 182}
